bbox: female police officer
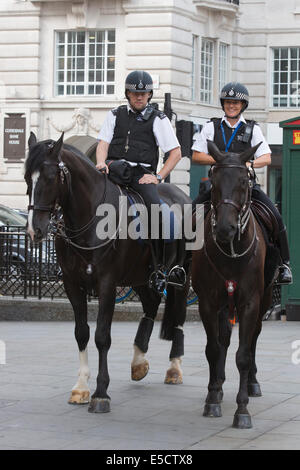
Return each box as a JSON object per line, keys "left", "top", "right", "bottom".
{"left": 192, "top": 81, "right": 292, "bottom": 285}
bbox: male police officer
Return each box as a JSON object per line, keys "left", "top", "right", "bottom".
{"left": 96, "top": 70, "right": 186, "bottom": 293}
{"left": 192, "top": 81, "right": 292, "bottom": 285}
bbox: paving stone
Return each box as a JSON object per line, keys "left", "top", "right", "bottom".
{"left": 0, "top": 320, "right": 299, "bottom": 450}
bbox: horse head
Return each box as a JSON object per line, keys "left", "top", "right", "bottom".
{"left": 207, "top": 140, "right": 261, "bottom": 245}
{"left": 25, "top": 132, "right": 64, "bottom": 242}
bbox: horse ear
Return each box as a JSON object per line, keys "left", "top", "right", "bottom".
{"left": 28, "top": 132, "right": 37, "bottom": 149}
{"left": 207, "top": 140, "right": 226, "bottom": 163}
{"left": 50, "top": 132, "right": 64, "bottom": 159}
{"left": 240, "top": 142, "right": 262, "bottom": 163}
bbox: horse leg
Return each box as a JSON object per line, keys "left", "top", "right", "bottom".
{"left": 88, "top": 282, "right": 116, "bottom": 413}
{"left": 64, "top": 280, "right": 90, "bottom": 405}
{"left": 233, "top": 299, "right": 260, "bottom": 429}
{"left": 200, "top": 302, "right": 223, "bottom": 417}
{"left": 163, "top": 284, "right": 188, "bottom": 385}
{"left": 131, "top": 286, "right": 161, "bottom": 381}
{"left": 248, "top": 285, "right": 272, "bottom": 397}
{"left": 247, "top": 320, "right": 263, "bottom": 397}
{"left": 216, "top": 306, "right": 233, "bottom": 400}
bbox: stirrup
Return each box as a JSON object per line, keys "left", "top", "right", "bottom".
{"left": 166, "top": 265, "right": 187, "bottom": 289}
{"left": 149, "top": 268, "right": 166, "bottom": 295}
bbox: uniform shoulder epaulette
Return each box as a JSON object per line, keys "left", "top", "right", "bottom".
{"left": 142, "top": 106, "right": 166, "bottom": 121}
{"left": 111, "top": 105, "right": 127, "bottom": 116}
{"left": 156, "top": 110, "right": 167, "bottom": 120}
{"left": 246, "top": 119, "right": 258, "bottom": 126}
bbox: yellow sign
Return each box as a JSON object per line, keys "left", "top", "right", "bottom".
{"left": 293, "top": 130, "right": 300, "bottom": 145}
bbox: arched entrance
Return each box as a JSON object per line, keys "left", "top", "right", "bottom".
{"left": 64, "top": 135, "right": 98, "bottom": 164}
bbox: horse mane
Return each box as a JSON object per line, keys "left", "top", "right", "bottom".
{"left": 25, "top": 139, "right": 97, "bottom": 180}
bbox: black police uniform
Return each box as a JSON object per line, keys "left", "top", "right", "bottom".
{"left": 192, "top": 118, "right": 292, "bottom": 283}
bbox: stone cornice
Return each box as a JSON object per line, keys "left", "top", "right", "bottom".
{"left": 122, "top": 3, "right": 198, "bottom": 21}
{"left": 193, "top": 0, "right": 239, "bottom": 16}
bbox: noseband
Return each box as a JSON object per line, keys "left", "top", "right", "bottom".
{"left": 210, "top": 162, "right": 256, "bottom": 258}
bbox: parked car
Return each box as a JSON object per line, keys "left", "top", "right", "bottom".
{"left": 0, "top": 204, "right": 60, "bottom": 279}
{"left": 0, "top": 204, "right": 27, "bottom": 227}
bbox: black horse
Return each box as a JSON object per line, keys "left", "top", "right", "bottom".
{"left": 25, "top": 132, "right": 191, "bottom": 413}
{"left": 192, "top": 141, "right": 278, "bottom": 429}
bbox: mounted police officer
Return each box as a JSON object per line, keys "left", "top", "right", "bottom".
{"left": 96, "top": 70, "right": 186, "bottom": 293}
{"left": 192, "top": 81, "right": 292, "bottom": 285}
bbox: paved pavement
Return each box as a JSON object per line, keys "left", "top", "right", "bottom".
{"left": 0, "top": 319, "right": 299, "bottom": 450}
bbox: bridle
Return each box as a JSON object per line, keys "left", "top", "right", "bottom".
{"left": 27, "top": 146, "right": 71, "bottom": 214}
{"left": 209, "top": 162, "right": 256, "bottom": 258}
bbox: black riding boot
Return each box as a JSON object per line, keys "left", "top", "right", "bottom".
{"left": 148, "top": 240, "right": 186, "bottom": 294}
{"left": 276, "top": 228, "right": 293, "bottom": 285}
{"left": 164, "top": 241, "right": 186, "bottom": 290}
{"left": 149, "top": 240, "right": 167, "bottom": 295}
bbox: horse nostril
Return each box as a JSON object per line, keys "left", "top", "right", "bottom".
{"left": 216, "top": 223, "right": 236, "bottom": 243}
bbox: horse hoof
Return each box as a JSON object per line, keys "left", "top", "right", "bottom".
{"left": 131, "top": 361, "right": 149, "bottom": 381}
{"left": 203, "top": 403, "right": 222, "bottom": 417}
{"left": 232, "top": 413, "right": 252, "bottom": 429}
{"left": 164, "top": 368, "right": 183, "bottom": 385}
{"left": 248, "top": 383, "right": 262, "bottom": 397}
{"left": 88, "top": 398, "right": 110, "bottom": 413}
{"left": 68, "top": 390, "right": 90, "bottom": 405}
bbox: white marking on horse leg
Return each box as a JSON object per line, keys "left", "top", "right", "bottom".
{"left": 165, "top": 357, "right": 183, "bottom": 384}
{"left": 132, "top": 344, "right": 146, "bottom": 366}
{"left": 131, "top": 344, "right": 149, "bottom": 381}
{"left": 69, "top": 349, "right": 90, "bottom": 403}
{"left": 27, "top": 171, "right": 40, "bottom": 241}
{"left": 170, "top": 357, "right": 182, "bottom": 374}
{"left": 72, "top": 349, "right": 90, "bottom": 392}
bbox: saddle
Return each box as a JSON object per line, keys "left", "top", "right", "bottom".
{"left": 251, "top": 199, "right": 279, "bottom": 244}
{"left": 251, "top": 199, "right": 280, "bottom": 287}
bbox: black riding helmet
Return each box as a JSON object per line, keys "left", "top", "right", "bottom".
{"left": 125, "top": 70, "right": 153, "bottom": 102}
{"left": 220, "top": 82, "right": 249, "bottom": 115}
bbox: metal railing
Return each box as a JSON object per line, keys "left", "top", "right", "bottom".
{"left": 0, "top": 227, "right": 198, "bottom": 304}
{"left": 0, "top": 226, "right": 64, "bottom": 299}
{"left": 0, "top": 226, "right": 280, "bottom": 316}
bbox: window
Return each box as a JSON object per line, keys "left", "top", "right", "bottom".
{"left": 200, "top": 39, "right": 214, "bottom": 104}
{"left": 191, "top": 38, "right": 229, "bottom": 103}
{"left": 219, "top": 43, "right": 228, "bottom": 92}
{"left": 55, "top": 30, "right": 115, "bottom": 96}
{"left": 191, "top": 35, "right": 198, "bottom": 101}
{"left": 271, "top": 47, "right": 300, "bottom": 108}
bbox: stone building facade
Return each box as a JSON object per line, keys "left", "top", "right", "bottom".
{"left": 0, "top": 0, "right": 300, "bottom": 208}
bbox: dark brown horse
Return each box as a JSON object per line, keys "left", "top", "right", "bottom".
{"left": 192, "top": 141, "right": 277, "bottom": 429}
{"left": 24, "top": 132, "right": 191, "bottom": 413}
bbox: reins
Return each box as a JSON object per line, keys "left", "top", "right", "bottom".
{"left": 49, "top": 169, "right": 124, "bottom": 252}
